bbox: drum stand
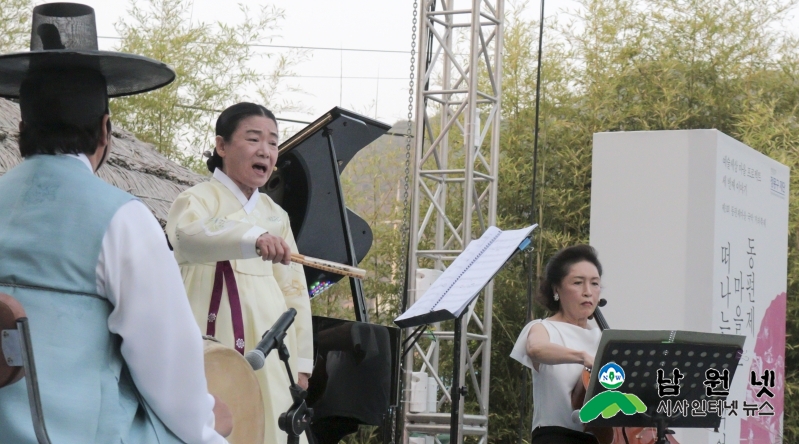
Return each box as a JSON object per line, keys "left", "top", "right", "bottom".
{"left": 652, "top": 413, "right": 676, "bottom": 444}
{"left": 2, "top": 317, "right": 52, "bottom": 444}
{"left": 274, "top": 337, "right": 313, "bottom": 444}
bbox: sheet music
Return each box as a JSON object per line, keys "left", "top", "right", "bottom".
{"left": 396, "top": 224, "right": 536, "bottom": 326}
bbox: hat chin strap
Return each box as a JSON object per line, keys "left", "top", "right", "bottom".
{"left": 94, "top": 134, "right": 110, "bottom": 172}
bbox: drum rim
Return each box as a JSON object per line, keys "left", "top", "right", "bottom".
{"left": 203, "top": 337, "right": 265, "bottom": 443}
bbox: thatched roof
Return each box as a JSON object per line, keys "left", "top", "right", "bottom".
{"left": 0, "top": 98, "right": 206, "bottom": 226}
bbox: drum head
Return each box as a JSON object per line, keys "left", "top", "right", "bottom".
{"left": 204, "top": 338, "right": 265, "bottom": 443}
{"left": 0, "top": 293, "right": 26, "bottom": 388}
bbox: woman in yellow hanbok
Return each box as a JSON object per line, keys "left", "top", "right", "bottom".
{"left": 166, "top": 103, "right": 313, "bottom": 444}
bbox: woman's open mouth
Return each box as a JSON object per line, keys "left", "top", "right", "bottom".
{"left": 253, "top": 164, "right": 267, "bottom": 174}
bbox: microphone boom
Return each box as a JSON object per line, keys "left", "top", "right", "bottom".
{"left": 244, "top": 308, "right": 297, "bottom": 370}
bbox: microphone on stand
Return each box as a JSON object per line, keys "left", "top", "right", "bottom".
{"left": 245, "top": 308, "right": 297, "bottom": 370}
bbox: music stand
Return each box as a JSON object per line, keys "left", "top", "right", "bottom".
{"left": 583, "top": 330, "right": 745, "bottom": 444}
{"left": 395, "top": 226, "right": 535, "bottom": 443}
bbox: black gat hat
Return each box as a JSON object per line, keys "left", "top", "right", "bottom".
{"left": 0, "top": 2, "right": 175, "bottom": 99}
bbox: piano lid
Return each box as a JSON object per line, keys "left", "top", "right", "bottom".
{"left": 262, "top": 107, "right": 390, "bottom": 297}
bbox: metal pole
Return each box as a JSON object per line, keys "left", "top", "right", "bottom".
{"left": 401, "top": 0, "right": 430, "bottom": 439}
{"left": 402, "top": 0, "right": 504, "bottom": 441}
{"left": 521, "top": 1, "right": 545, "bottom": 442}
{"left": 18, "top": 318, "right": 52, "bottom": 444}
{"left": 482, "top": 0, "right": 504, "bottom": 436}
{"left": 449, "top": 314, "right": 464, "bottom": 442}
{"left": 528, "top": 0, "right": 546, "bottom": 340}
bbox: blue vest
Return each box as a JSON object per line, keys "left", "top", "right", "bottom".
{"left": 0, "top": 156, "right": 181, "bottom": 443}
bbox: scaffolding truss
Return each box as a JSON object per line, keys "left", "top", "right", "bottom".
{"left": 402, "top": 0, "right": 504, "bottom": 443}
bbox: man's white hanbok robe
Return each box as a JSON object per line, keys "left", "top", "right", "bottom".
{"left": 166, "top": 169, "right": 313, "bottom": 444}
{"left": 0, "top": 154, "right": 224, "bottom": 444}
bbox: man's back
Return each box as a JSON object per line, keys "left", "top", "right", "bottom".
{"left": 0, "top": 155, "right": 131, "bottom": 294}
{"left": 0, "top": 155, "right": 177, "bottom": 443}
{"left": 0, "top": 4, "right": 227, "bottom": 442}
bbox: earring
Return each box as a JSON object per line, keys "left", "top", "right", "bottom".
{"left": 554, "top": 293, "right": 560, "bottom": 301}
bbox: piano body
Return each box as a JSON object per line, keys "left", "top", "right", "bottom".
{"left": 263, "top": 108, "right": 401, "bottom": 443}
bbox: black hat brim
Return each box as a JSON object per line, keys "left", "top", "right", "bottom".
{"left": 0, "top": 50, "right": 176, "bottom": 99}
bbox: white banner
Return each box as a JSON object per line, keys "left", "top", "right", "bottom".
{"left": 711, "top": 136, "right": 788, "bottom": 444}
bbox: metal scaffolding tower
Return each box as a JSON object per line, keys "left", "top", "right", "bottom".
{"left": 402, "top": 0, "right": 503, "bottom": 443}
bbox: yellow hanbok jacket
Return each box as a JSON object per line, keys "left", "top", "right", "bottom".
{"left": 166, "top": 171, "right": 313, "bottom": 444}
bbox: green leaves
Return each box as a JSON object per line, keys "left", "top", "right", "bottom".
{"left": 110, "top": 0, "right": 305, "bottom": 172}
{"left": 493, "top": 0, "right": 799, "bottom": 441}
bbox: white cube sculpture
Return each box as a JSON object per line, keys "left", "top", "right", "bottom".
{"left": 589, "top": 130, "right": 788, "bottom": 444}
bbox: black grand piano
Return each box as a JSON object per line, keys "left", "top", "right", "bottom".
{"left": 262, "top": 108, "right": 401, "bottom": 444}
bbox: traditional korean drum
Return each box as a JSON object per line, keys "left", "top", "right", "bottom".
{"left": 203, "top": 336, "right": 265, "bottom": 443}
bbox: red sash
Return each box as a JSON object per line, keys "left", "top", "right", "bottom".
{"left": 206, "top": 260, "right": 245, "bottom": 354}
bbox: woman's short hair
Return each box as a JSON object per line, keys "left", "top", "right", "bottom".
{"left": 206, "top": 102, "right": 277, "bottom": 173}
{"left": 535, "top": 244, "right": 602, "bottom": 312}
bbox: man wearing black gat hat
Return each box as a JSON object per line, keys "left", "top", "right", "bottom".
{"left": 0, "top": 3, "right": 229, "bottom": 443}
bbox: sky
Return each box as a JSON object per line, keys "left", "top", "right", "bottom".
{"left": 76, "top": 0, "right": 427, "bottom": 134}
{"left": 37, "top": 0, "right": 587, "bottom": 136}
{"left": 35, "top": 0, "right": 799, "bottom": 137}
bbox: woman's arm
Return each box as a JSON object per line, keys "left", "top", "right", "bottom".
{"left": 166, "top": 191, "right": 266, "bottom": 264}
{"left": 526, "top": 323, "right": 594, "bottom": 371}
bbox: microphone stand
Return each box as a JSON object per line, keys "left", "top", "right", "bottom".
{"left": 274, "top": 337, "right": 313, "bottom": 444}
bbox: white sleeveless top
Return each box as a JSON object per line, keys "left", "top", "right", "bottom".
{"left": 510, "top": 319, "right": 601, "bottom": 432}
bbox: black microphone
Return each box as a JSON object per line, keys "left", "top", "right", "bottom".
{"left": 245, "top": 308, "right": 297, "bottom": 370}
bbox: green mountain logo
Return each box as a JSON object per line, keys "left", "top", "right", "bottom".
{"left": 579, "top": 362, "right": 647, "bottom": 423}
